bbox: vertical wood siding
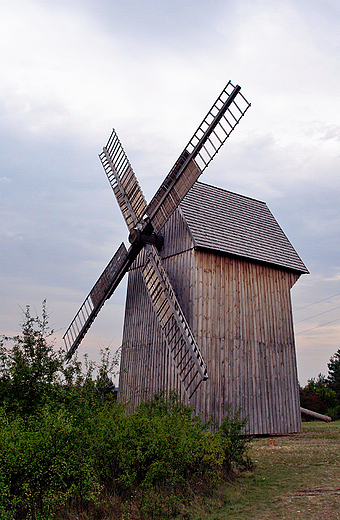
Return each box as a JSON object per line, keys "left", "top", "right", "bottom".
{"left": 119, "top": 252, "right": 191, "bottom": 408}
{"left": 119, "top": 210, "right": 302, "bottom": 434}
{"left": 190, "top": 251, "right": 301, "bottom": 433}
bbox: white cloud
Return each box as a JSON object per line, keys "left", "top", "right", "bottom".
{"left": 0, "top": 0, "right": 340, "bottom": 386}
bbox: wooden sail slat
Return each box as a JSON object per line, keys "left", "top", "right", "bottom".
{"left": 63, "top": 242, "right": 130, "bottom": 359}
{"left": 150, "top": 159, "right": 201, "bottom": 232}
{"left": 145, "top": 82, "right": 251, "bottom": 232}
{"left": 141, "top": 244, "right": 208, "bottom": 399}
{"left": 99, "top": 129, "right": 147, "bottom": 230}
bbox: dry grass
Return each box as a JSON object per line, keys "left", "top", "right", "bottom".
{"left": 189, "top": 420, "right": 340, "bottom": 520}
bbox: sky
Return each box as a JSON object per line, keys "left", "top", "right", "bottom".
{"left": 0, "top": 0, "right": 339, "bottom": 386}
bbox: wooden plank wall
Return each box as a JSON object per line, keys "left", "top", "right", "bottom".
{"left": 119, "top": 209, "right": 193, "bottom": 408}
{"left": 190, "top": 251, "right": 301, "bottom": 434}
{"left": 119, "top": 254, "right": 190, "bottom": 408}
{"left": 118, "top": 209, "right": 302, "bottom": 434}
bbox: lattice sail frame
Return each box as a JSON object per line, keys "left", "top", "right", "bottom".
{"left": 145, "top": 81, "right": 250, "bottom": 232}
{"left": 142, "top": 244, "right": 208, "bottom": 399}
{"left": 63, "top": 243, "right": 129, "bottom": 359}
{"left": 99, "top": 130, "right": 147, "bottom": 230}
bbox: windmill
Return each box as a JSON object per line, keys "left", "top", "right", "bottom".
{"left": 63, "top": 82, "right": 250, "bottom": 400}
{"left": 64, "top": 82, "right": 308, "bottom": 434}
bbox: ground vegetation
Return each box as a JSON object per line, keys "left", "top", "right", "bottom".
{"left": 0, "top": 303, "right": 252, "bottom": 519}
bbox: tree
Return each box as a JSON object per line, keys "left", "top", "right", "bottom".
{"left": 0, "top": 301, "right": 64, "bottom": 414}
{"left": 0, "top": 301, "right": 119, "bottom": 416}
{"left": 299, "top": 373, "right": 339, "bottom": 420}
{"left": 327, "top": 349, "right": 340, "bottom": 400}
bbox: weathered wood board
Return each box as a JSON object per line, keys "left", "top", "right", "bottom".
{"left": 119, "top": 183, "right": 307, "bottom": 435}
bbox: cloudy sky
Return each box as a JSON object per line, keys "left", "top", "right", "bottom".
{"left": 1, "top": 0, "right": 339, "bottom": 385}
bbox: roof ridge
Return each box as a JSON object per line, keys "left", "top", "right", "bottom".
{"left": 194, "top": 180, "right": 266, "bottom": 205}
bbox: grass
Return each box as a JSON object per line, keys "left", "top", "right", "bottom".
{"left": 189, "top": 420, "right": 340, "bottom": 520}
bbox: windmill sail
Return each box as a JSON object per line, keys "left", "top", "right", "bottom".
{"left": 99, "top": 129, "right": 147, "bottom": 230}
{"left": 64, "top": 82, "right": 250, "bottom": 400}
{"left": 146, "top": 82, "right": 251, "bottom": 232}
{"left": 63, "top": 243, "right": 130, "bottom": 359}
{"left": 142, "top": 244, "right": 208, "bottom": 398}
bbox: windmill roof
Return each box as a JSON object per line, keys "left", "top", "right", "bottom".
{"left": 179, "top": 182, "right": 309, "bottom": 274}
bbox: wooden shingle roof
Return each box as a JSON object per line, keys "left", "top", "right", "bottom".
{"left": 179, "top": 182, "right": 309, "bottom": 274}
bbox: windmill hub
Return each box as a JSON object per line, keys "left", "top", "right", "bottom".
{"left": 128, "top": 228, "right": 164, "bottom": 251}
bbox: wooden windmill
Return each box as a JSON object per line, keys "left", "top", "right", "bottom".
{"left": 64, "top": 82, "right": 308, "bottom": 435}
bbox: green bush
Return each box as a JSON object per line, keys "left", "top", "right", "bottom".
{"left": 218, "top": 406, "right": 253, "bottom": 473}
{"left": 0, "top": 304, "right": 253, "bottom": 519}
{"left": 0, "top": 302, "right": 62, "bottom": 417}
{"left": 300, "top": 373, "right": 340, "bottom": 420}
{"left": 0, "top": 405, "right": 100, "bottom": 520}
{"left": 0, "top": 393, "right": 252, "bottom": 519}
{"left": 91, "top": 392, "right": 220, "bottom": 494}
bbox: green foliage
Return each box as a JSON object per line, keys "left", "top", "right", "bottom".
{"left": 326, "top": 350, "right": 340, "bottom": 420}
{"left": 300, "top": 373, "right": 340, "bottom": 421}
{"left": 0, "top": 405, "right": 100, "bottom": 520}
{"left": 299, "top": 347, "right": 340, "bottom": 421}
{"left": 0, "top": 393, "right": 251, "bottom": 519}
{"left": 91, "top": 392, "right": 219, "bottom": 495}
{"left": 218, "top": 406, "right": 253, "bottom": 473}
{"left": 0, "top": 301, "right": 62, "bottom": 415}
{"left": 0, "top": 302, "right": 119, "bottom": 418}
{"left": 327, "top": 349, "right": 340, "bottom": 398}
{"left": 0, "top": 304, "right": 252, "bottom": 519}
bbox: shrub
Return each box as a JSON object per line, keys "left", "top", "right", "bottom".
{"left": 0, "top": 302, "right": 63, "bottom": 416}
{"left": 90, "top": 392, "right": 219, "bottom": 494}
{"left": 0, "top": 304, "right": 253, "bottom": 519}
{"left": 300, "top": 373, "right": 340, "bottom": 420}
{"left": 0, "top": 405, "right": 100, "bottom": 520}
{"left": 0, "top": 392, "right": 253, "bottom": 519}
{"left": 218, "top": 406, "right": 253, "bottom": 472}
